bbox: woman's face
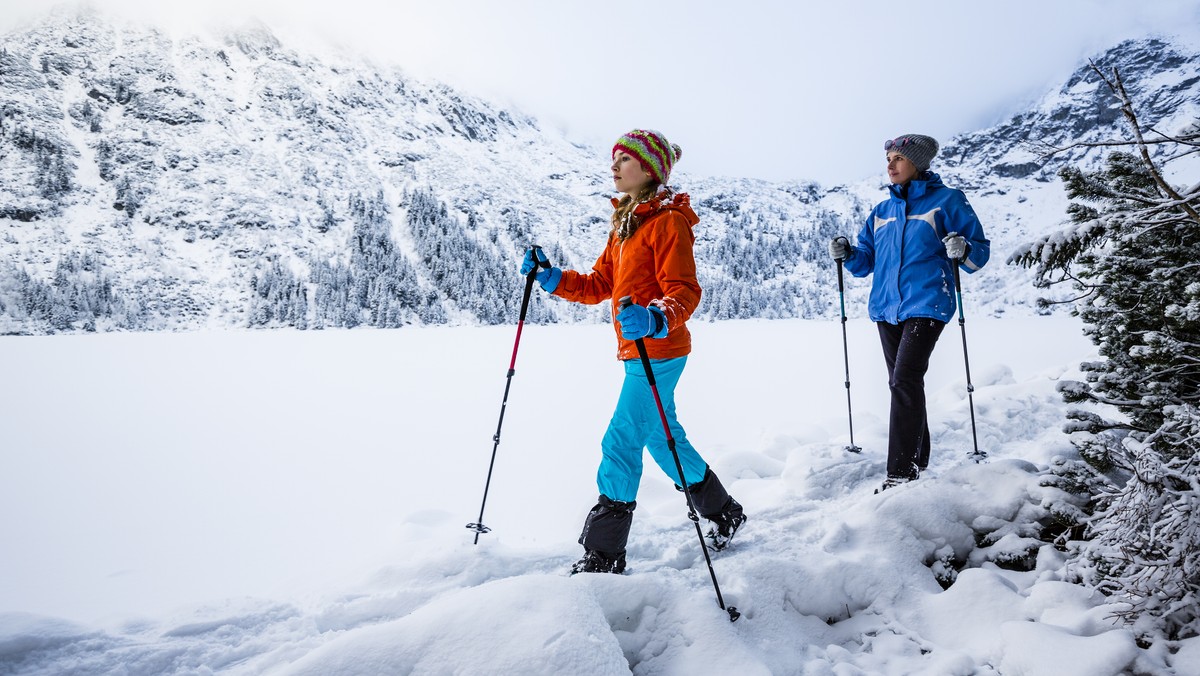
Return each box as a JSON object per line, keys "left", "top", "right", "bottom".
{"left": 887, "top": 151, "right": 919, "bottom": 185}
{"left": 612, "top": 150, "right": 654, "bottom": 195}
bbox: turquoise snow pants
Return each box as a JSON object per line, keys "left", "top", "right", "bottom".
{"left": 597, "top": 356, "right": 709, "bottom": 503}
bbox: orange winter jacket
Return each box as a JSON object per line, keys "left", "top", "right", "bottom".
{"left": 553, "top": 190, "right": 702, "bottom": 361}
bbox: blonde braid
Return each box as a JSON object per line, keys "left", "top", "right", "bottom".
{"left": 610, "top": 183, "right": 660, "bottom": 241}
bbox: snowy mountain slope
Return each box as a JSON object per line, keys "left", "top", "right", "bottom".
{"left": 940, "top": 37, "right": 1200, "bottom": 183}
{"left": 0, "top": 9, "right": 606, "bottom": 332}
{"left": 1, "top": 10, "right": 1198, "bottom": 334}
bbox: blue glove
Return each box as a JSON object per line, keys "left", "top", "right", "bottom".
{"left": 616, "top": 302, "right": 667, "bottom": 340}
{"left": 520, "top": 248, "right": 561, "bottom": 293}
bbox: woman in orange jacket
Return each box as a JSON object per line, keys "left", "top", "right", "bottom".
{"left": 521, "top": 129, "right": 745, "bottom": 574}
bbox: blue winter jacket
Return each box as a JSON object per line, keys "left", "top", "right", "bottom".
{"left": 844, "top": 172, "right": 990, "bottom": 324}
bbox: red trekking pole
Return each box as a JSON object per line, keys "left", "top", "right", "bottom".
{"left": 466, "top": 245, "right": 550, "bottom": 543}
{"left": 619, "top": 296, "right": 740, "bottom": 622}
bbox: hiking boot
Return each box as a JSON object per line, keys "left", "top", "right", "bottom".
{"left": 875, "top": 475, "right": 915, "bottom": 494}
{"left": 704, "top": 498, "right": 747, "bottom": 552}
{"left": 569, "top": 549, "right": 627, "bottom": 575}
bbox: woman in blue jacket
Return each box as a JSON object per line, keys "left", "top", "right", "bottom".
{"left": 828, "top": 134, "right": 989, "bottom": 492}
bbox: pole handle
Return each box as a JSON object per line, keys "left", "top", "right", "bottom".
{"left": 620, "top": 296, "right": 656, "bottom": 387}
{"left": 529, "top": 244, "right": 552, "bottom": 271}
{"left": 832, "top": 237, "right": 852, "bottom": 264}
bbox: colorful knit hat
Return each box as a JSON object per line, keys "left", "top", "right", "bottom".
{"left": 612, "top": 129, "right": 681, "bottom": 185}
{"left": 884, "top": 134, "right": 939, "bottom": 171}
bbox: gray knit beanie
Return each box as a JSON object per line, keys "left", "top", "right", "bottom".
{"left": 884, "top": 134, "right": 939, "bottom": 171}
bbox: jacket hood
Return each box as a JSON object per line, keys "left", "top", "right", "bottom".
{"left": 609, "top": 187, "right": 699, "bottom": 227}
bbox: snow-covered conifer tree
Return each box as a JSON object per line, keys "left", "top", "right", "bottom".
{"left": 1010, "top": 64, "right": 1200, "bottom": 641}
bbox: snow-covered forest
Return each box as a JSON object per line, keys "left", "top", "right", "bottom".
{"left": 2, "top": 13, "right": 1198, "bottom": 334}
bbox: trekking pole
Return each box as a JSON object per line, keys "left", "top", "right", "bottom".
{"left": 619, "top": 296, "right": 740, "bottom": 623}
{"left": 951, "top": 258, "right": 985, "bottom": 462}
{"left": 835, "top": 257, "right": 862, "bottom": 454}
{"left": 466, "top": 245, "right": 551, "bottom": 543}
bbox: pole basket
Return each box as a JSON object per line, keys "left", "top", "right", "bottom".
{"left": 465, "top": 522, "right": 491, "bottom": 534}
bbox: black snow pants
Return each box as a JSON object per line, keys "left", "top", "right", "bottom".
{"left": 877, "top": 317, "right": 946, "bottom": 479}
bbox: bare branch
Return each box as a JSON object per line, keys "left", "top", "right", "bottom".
{"left": 1092, "top": 63, "right": 1200, "bottom": 225}
{"left": 1146, "top": 126, "right": 1200, "bottom": 147}
{"left": 1032, "top": 136, "right": 1186, "bottom": 159}
{"left": 1042, "top": 289, "right": 1095, "bottom": 306}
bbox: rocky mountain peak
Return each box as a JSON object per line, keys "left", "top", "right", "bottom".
{"left": 939, "top": 36, "right": 1200, "bottom": 185}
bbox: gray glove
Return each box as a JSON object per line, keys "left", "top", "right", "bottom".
{"left": 828, "top": 237, "right": 852, "bottom": 262}
{"left": 943, "top": 233, "right": 968, "bottom": 260}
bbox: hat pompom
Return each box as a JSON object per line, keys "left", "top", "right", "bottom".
{"left": 671, "top": 143, "right": 682, "bottom": 163}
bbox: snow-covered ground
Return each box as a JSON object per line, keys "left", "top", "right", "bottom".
{"left": 2, "top": 315, "right": 1198, "bottom": 674}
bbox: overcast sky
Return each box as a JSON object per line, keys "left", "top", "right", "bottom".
{"left": 3, "top": 1, "right": 1199, "bottom": 184}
